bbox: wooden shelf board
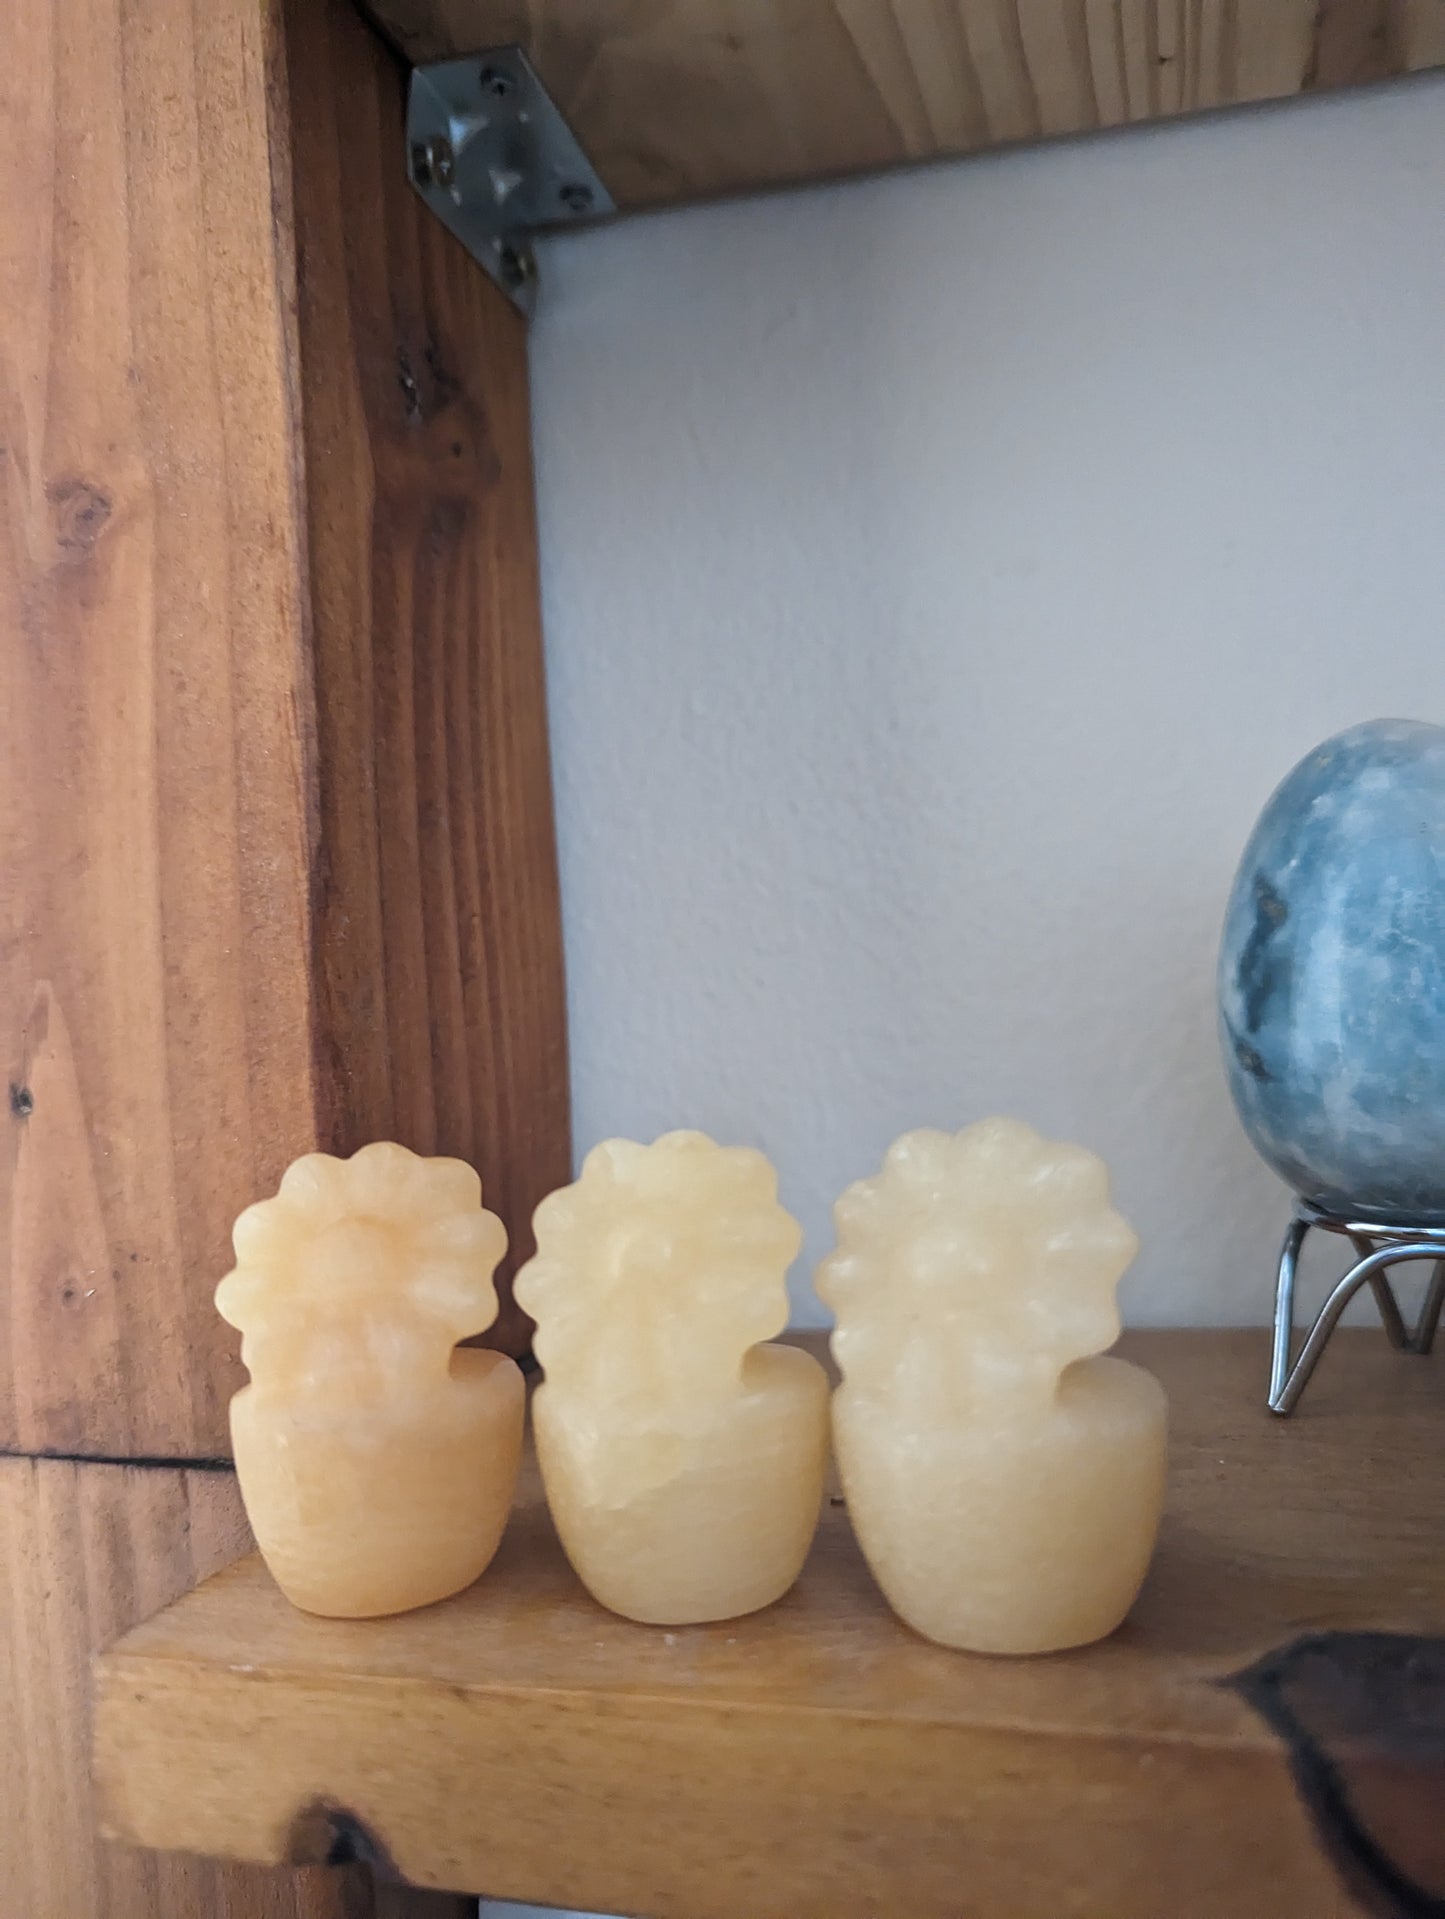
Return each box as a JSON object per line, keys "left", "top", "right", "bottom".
{"left": 363, "top": 2, "right": 1445, "bottom": 214}
{"left": 95, "top": 1330, "right": 1444, "bottom": 1917}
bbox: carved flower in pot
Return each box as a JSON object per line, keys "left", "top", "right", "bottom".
{"left": 817, "top": 1119, "right": 1166, "bottom": 1654}
{"left": 216, "top": 1141, "right": 523, "bottom": 1617}
{"left": 515, "top": 1130, "right": 829, "bottom": 1624}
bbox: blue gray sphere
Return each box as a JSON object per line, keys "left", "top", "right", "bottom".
{"left": 1218, "top": 719, "right": 1445, "bottom": 1221}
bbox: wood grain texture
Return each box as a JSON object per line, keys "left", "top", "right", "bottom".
{"left": 94, "top": 1329, "right": 1445, "bottom": 1917}
{"left": 365, "top": 0, "right": 1445, "bottom": 210}
{"left": 0, "top": 0, "right": 320, "bottom": 1460}
{"left": 0, "top": 1454, "right": 471, "bottom": 1918}
{"left": 280, "top": 0, "right": 568, "bottom": 1360}
{"left": 0, "top": 0, "right": 568, "bottom": 1458}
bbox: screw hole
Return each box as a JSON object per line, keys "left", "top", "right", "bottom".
{"left": 10, "top": 1084, "right": 34, "bottom": 1118}
{"left": 479, "top": 65, "right": 513, "bottom": 98}
{"left": 429, "top": 138, "right": 455, "bottom": 188}
{"left": 559, "top": 182, "right": 593, "bottom": 214}
{"left": 498, "top": 244, "right": 534, "bottom": 291}
{"left": 411, "top": 137, "right": 454, "bottom": 190}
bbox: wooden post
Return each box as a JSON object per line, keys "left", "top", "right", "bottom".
{"left": 0, "top": 0, "right": 567, "bottom": 1908}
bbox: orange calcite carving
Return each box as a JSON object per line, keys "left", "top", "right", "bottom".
{"left": 817, "top": 1119, "right": 1167, "bottom": 1654}
{"left": 216, "top": 1142, "right": 523, "bottom": 1617}
{"left": 516, "top": 1131, "right": 828, "bottom": 1624}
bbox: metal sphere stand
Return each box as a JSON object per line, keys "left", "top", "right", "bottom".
{"left": 1270, "top": 1198, "right": 1445, "bottom": 1414}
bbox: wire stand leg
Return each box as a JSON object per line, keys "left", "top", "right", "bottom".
{"left": 1268, "top": 1207, "right": 1445, "bottom": 1415}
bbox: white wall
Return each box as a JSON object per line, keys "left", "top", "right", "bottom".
{"left": 527, "top": 76, "right": 1445, "bottom": 1331}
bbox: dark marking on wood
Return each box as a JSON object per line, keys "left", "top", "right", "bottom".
{"left": 1234, "top": 1632, "right": 1445, "bottom": 1918}
{"left": 288, "top": 1802, "right": 414, "bottom": 1884}
{"left": 46, "top": 476, "right": 114, "bottom": 556}
{"left": 9, "top": 1083, "right": 34, "bottom": 1117}
{"left": 395, "top": 341, "right": 463, "bottom": 430}
{"left": 422, "top": 343, "right": 460, "bottom": 408}
{"left": 0, "top": 1445, "right": 233, "bottom": 1470}
{"left": 1305, "top": 0, "right": 1403, "bottom": 90}
{"left": 395, "top": 346, "right": 423, "bottom": 423}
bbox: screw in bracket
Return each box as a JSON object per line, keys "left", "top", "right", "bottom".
{"left": 411, "top": 135, "right": 456, "bottom": 190}
{"left": 494, "top": 239, "right": 536, "bottom": 293}
{"left": 558, "top": 181, "right": 594, "bottom": 215}
{"left": 478, "top": 65, "right": 513, "bottom": 99}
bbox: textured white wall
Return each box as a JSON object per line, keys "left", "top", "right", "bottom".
{"left": 527, "top": 76, "right": 1445, "bottom": 1332}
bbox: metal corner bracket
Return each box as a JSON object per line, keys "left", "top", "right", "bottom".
{"left": 406, "top": 48, "right": 613, "bottom": 318}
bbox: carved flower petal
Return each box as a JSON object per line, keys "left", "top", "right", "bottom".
{"left": 231, "top": 1197, "right": 295, "bottom": 1267}
{"left": 218, "top": 1144, "right": 502, "bottom": 1396}
{"left": 214, "top": 1265, "right": 271, "bottom": 1331}
{"left": 275, "top": 1152, "right": 352, "bottom": 1227}
{"left": 517, "top": 1132, "right": 799, "bottom": 1500}
{"left": 820, "top": 1118, "right": 1137, "bottom": 1412}
{"left": 417, "top": 1207, "right": 507, "bottom": 1264}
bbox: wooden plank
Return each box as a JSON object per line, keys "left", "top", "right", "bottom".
{"left": 0, "top": 1453, "right": 471, "bottom": 1918}
{"left": 0, "top": 0, "right": 319, "bottom": 1459}
{"left": 362, "top": 0, "right": 1445, "bottom": 212}
{"left": 0, "top": 0, "right": 568, "bottom": 1458}
{"left": 95, "top": 1329, "right": 1445, "bottom": 1916}
{"left": 278, "top": 0, "right": 568, "bottom": 1362}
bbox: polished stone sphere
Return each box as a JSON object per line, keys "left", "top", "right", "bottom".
{"left": 1218, "top": 719, "right": 1445, "bottom": 1222}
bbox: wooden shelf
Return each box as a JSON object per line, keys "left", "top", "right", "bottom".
{"left": 365, "top": 1, "right": 1445, "bottom": 213}
{"left": 96, "top": 1331, "right": 1444, "bottom": 1918}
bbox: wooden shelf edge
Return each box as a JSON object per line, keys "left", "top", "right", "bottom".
{"left": 94, "top": 1330, "right": 1444, "bottom": 1918}
{"left": 362, "top": 1, "right": 1445, "bottom": 218}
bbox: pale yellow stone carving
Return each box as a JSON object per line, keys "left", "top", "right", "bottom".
{"left": 216, "top": 1141, "right": 523, "bottom": 1617}
{"left": 817, "top": 1119, "right": 1166, "bottom": 1653}
{"left": 516, "top": 1131, "right": 828, "bottom": 1624}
